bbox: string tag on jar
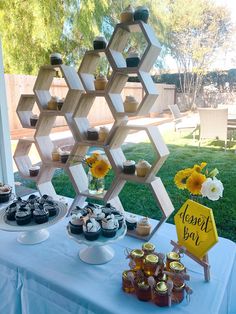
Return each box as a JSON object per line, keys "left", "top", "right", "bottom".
{"left": 185, "top": 285, "right": 193, "bottom": 303}
{"left": 167, "top": 279, "right": 174, "bottom": 307}
{"left": 127, "top": 271, "right": 135, "bottom": 287}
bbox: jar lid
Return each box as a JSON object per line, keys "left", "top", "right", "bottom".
{"left": 142, "top": 242, "right": 155, "bottom": 251}
{"left": 173, "top": 283, "right": 185, "bottom": 291}
{"left": 137, "top": 280, "right": 149, "bottom": 289}
{"left": 170, "top": 261, "right": 185, "bottom": 272}
{"left": 130, "top": 249, "right": 144, "bottom": 258}
{"left": 167, "top": 252, "right": 180, "bottom": 261}
{"left": 144, "top": 254, "right": 158, "bottom": 264}
{"left": 155, "top": 281, "right": 168, "bottom": 294}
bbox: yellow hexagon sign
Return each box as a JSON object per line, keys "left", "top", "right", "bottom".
{"left": 174, "top": 199, "right": 218, "bottom": 259}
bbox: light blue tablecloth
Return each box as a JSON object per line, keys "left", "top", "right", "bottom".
{"left": 0, "top": 216, "right": 235, "bottom": 314}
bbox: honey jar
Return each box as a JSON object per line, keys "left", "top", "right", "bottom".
{"left": 172, "top": 283, "right": 185, "bottom": 304}
{"left": 122, "top": 270, "right": 135, "bottom": 293}
{"left": 169, "top": 261, "right": 185, "bottom": 286}
{"left": 153, "top": 281, "right": 169, "bottom": 307}
{"left": 134, "top": 279, "right": 152, "bottom": 302}
{"left": 166, "top": 252, "right": 181, "bottom": 271}
{"left": 142, "top": 242, "right": 155, "bottom": 255}
{"left": 130, "top": 249, "right": 144, "bottom": 270}
{"left": 143, "top": 254, "right": 159, "bottom": 276}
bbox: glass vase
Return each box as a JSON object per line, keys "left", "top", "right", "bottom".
{"left": 87, "top": 170, "right": 105, "bottom": 195}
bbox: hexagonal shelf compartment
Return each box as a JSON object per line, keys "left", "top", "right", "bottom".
{"left": 78, "top": 50, "right": 112, "bottom": 93}
{"left": 107, "top": 125, "right": 169, "bottom": 183}
{"left": 73, "top": 93, "right": 127, "bottom": 145}
{"left": 107, "top": 21, "right": 161, "bottom": 72}
{"left": 107, "top": 70, "right": 158, "bottom": 117}
{"left": 16, "top": 94, "right": 40, "bottom": 129}
{"left": 33, "top": 64, "right": 84, "bottom": 113}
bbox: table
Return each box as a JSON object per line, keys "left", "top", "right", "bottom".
{"left": 0, "top": 214, "right": 235, "bottom": 314}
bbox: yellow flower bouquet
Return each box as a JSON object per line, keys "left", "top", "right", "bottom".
{"left": 174, "top": 162, "right": 224, "bottom": 201}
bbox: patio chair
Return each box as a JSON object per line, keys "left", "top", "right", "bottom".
{"left": 198, "top": 108, "right": 236, "bottom": 150}
{"left": 168, "top": 104, "right": 198, "bottom": 139}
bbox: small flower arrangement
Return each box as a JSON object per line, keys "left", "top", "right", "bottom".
{"left": 85, "top": 152, "right": 111, "bottom": 179}
{"left": 174, "top": 162, "right": 224, "bottom": 201}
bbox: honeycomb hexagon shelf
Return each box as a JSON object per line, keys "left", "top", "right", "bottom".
{"left": 15, "top": 18, "right": 175, "bottom": 238}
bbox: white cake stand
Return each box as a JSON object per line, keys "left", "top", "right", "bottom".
{"left": 0, "top": 202, "right": 68, "bottom": 244}
{"left": 67, "top": 224, "right": 127, "bottom": 265}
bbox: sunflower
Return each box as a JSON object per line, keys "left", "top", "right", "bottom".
{"left": 85, "top": 153, "right": 99, "bottom": 166}
{"left": 174, "top": 168, "right": 193, "bottom": 190}
{"left": 193, "top": 162, "right": 207, "bottom": 173}
{"left": 91, "top": 160, "right": 110, "bottom": 178}
{"left": 186, "top": 171, "right": 206, "bottom": 195}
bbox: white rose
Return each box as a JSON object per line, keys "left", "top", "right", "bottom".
{"left": 201, "top": 177, "right": 224, "bottom": 201}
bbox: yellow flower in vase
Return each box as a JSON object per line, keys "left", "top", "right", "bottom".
{"left": 91, "top": 159, "right": 110, "bottom": 178}
{"left": 186, "top": 171, "right": 206, "bottom": 195}
{"left": 174, "top": 168, "right": 193, "bottom": 190}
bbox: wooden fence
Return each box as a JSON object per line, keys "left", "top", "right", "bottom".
{"left": 5, "top": 74, "right": 175, "bottom": 131}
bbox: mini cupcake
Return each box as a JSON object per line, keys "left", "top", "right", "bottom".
{"left": 33, "top": 207, "right": 49, "bottom": 224}
{"left": 136, "top": 217, "right": 152, "bottom": 236}
{"left": 113, "top": 212, "right": 124, "bottom": 229}
{"left": 0, "top": 184, "right": 12, "bottom": 203}
{"left": 125, "top": 213, "right": 138, "bottom": 230}
{"left": 50, "top": 52, "right": 63, "bottom": 65}
{"left": 124, "top": 96, "right": 139, "bottom": 113}
{"left": 134, "top": 6, "right": 149, "bottom": 23}
{"left": 30, "top": 114, "right": 39, "bottom": 127}
{"left": 69, "top": 213, "right": 84, "bottom": 234}
{"left": 51, "top": 146, "right": 60, "bottom": 162}
{"left": 90, "top": 206, "right": 105, "bottom": 225}
{"left": 87, "top": 127, "right": 99, "bottom": 141}
{"left": 43, "top": 203, "right": 58, "bottom": 217}
{"left": 57, "top": 98, "right": 64, "bottom": 110}
{"left": 29, "top": 166, "right": 40, "bottom": 177}
{"left": 126, "top": 52, "right": 140, "bottom": 67}
{"left": 98, "top": 126, "right": 109, "bottom": 142}
{"left": 39, "top": 194, "right": 53, "bottom": 204}
{"left": 15, "top": 210, "right": 32, "bottom": 225}
{"left": 101, "top": 203, "right": 117, "bottom": 217}
{"left": 60, "top": 150, "right": 70, "bottom": 163}
{"left": 47, "top": 96, "right": 59, "bottom": 110}
{"left": 120, "top": 5, "right": 134, "bottom": 23}
{"left": 102, "top": 214, "right": 119, "bottom": 238}
{"left": 136, "top": 160, "right": 151, "bottom": 177}
{"left": 83, "top": 218, "right": 101, "bottom": 241}
{"left": 123, "top": 160, "right": 136, "bottom": 174}
{"left": 93, "top": 35, "right": 107, "bottom": 50}
{"left": 94, "top": 74, "right": 108, "bottom": 90}
{"left": 5, "top": 202, "right": 19, "bottom": 221}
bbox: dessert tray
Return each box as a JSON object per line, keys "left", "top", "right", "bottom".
{"left": 0, "top": 201, "right": 68, "bottom": 244}
{"left": 67, "top": 223, "right": 127, "bottom": 265}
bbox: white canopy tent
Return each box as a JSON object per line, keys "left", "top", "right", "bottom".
{"left": 0, "top": 39, "right": 14, "bottom": 188}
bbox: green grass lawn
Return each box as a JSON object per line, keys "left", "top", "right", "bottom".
{"left": 16, "top": 128, "right": 236, "bottom": 242}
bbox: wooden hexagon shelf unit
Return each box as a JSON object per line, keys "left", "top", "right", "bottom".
{"left": 33, "top": 64, "right": 84, "bottom": 113}
{"left": 16, "top": 94, "right": 40, "bottom": 129}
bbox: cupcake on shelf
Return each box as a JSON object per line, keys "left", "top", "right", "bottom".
{"left": 60, "top": 150, "right": 70, "bottom": 163}
{"left": 50, "top": 52, "right": 63, "bottom": 65}
{"left": 98, "top": 126, "right": 109, "bottom": 142}
{"left": 94, "top": 74, "right": 108, "bottom": 90}
{"left": 47, "top": 96, "right": 59, "bottom": 110}
{"left": 125, "top": 213, "right": 138, "bottom": 230}
{"left": 33, "top": 206, "right": 49, "bottom": 224}
{"left": 30, "top": 114, "right": 39, "bottom": 127}
{"left": 120, "top": 5, "right": 134, "bottom": 23}
{"left": 134, "top": 6, "right": 149, "bottom": 23}
{"left": 87, "top": 127, "right": 99, "bottom": 141}
{"left": 123, "top": 160, "right": 136, "bottom": 175}
{"left": 102, "top": 214, "right": 119, "bottom": 238}
{"left": 124, "top": 96, "right": 139, "bottom": 113}
{"left": 126, "top": 52, "right": 140, "bottom": 67}
{"left": 83, "top": 218, "right": 101, "bottom": 241}
{"left": 29, "top": 166, "right": 40, "bottom": 177}
{"left": 0, "top": 183, "right": 12, "bottom": 203}
{"left": 93, "top": 35, "right": 107, "bottom": 50}
{"left": 136, "top": 217, "right": 152, "bottom": 236}
{"left": 51, "top": 146, "right": 61, "bottom": 162}
{"left": 57, "top": 98, "right": 64, "bottom": 110}
{"left": 69, "top": 213, "right": 84, "bottom": 234}
{"left": 136, "top": 160, "right": 151, "bottom": 177}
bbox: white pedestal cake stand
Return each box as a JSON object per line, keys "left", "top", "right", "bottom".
{"left": 0, "top": 202, "right": 67, "bottom": 244}
{"left": 67, "top": 224, "right": 127, "bottom": 265}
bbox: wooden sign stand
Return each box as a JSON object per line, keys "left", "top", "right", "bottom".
{"left": 170, "top": 240, "right": 210, "bottom": 282}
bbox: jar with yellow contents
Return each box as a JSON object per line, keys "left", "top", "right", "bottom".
{"left": 130, "top": 249, "right": 144, "bottom": 270}
{"left": 153, "top": 281, "right": 169, "bottom": 307}
{"left": 142, "top": 242, "right": 155, "bottom": 255}
{"left": 166, "top": 252, "right": 181, "bottom": 271}
{"left": 172, "top": 282, "right": 185, "bottom": 304}
{"left": 134, "top": 279, "right": 152, "bottom": 301}
{"left": 169, "top": 261, "right": 186, "bottom": 286}
{"left": 122, "top": 270, "right": 135, "bottom": 293}
{"left": 143, "top": 254, "right": 159, "bottom": 276}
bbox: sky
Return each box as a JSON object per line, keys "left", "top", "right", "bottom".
{"left": 163, "top": 0, "right": 236, "bottom": 72}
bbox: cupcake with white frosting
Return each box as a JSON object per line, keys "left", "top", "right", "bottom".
{"left": 102, "top": 214, "right": 119, "bottom": 238}
{"left": 126, "top": 52, "right": 140, "bottom": 67}
{"left": 136, "top": 160, "right": 151, "bottom": 177}
{"left": 83, "top": 218, "right": 101, "bottom": 241}
{"left": 93, "top": 35, "right": 107, "bottom": 50}
{"left": 123, "top": 160, "right": 136, "bottom": 174}
{"left": 29, "top": 166, "right": 40, "bottom": 177}
{"left": 136, "top": 217, "right": 151, "bottom": 236}
{"left": 99, "top": 126, "right": 109, "bottom": 142}
{"left": 124, "top": 95, "right": 139, "bottom": 113}
{"left": 94, "top": 74, "right": 108, "bottom": 90}
{"left": 120, "top": 5, "right": 134, "bottom": 23}
{"left": 69, "top": 213, "right": 84, "bottom": 234}
{"left": 125, "top": 213, "right": 138, "bottom": 230}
